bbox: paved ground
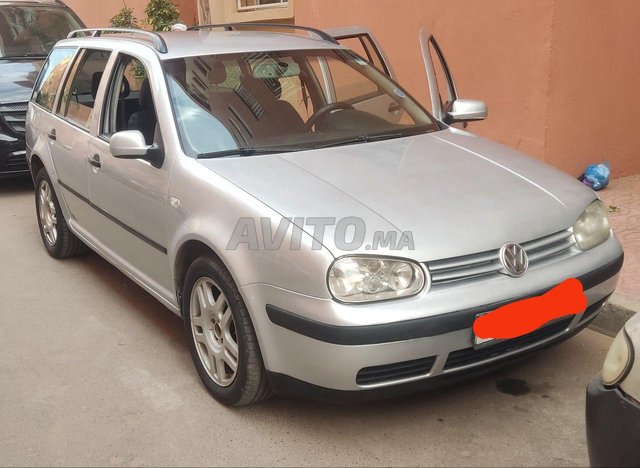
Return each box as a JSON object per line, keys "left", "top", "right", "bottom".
{"left": 0, "top": 178, "right": 615, "bottom": 467}
{"left": 599, "top": 174, "right": 640, "bottom": 305}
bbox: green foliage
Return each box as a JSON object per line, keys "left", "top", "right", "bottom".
{"left": 109, "top": 2, "right": 139, "bottom": 29}
{"left": 144, "top": 0, "right": 180, "bottom": 32}
{"left": 132, "top": 59, "right": 147, "bottom": 78}
{"left": 109, "top": 3, "right": 145, "bottom": 77}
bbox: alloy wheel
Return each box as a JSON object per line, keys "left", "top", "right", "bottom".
{"left": 190, "top": 277, "right": 239, "bottom": 387}
{"left": 38, "top": 180, "right": 58, "bottom": 246}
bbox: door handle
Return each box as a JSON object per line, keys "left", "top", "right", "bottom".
{"left": 88, "top": 154, "right": 102, "bottom": 169}
{"left": 47, "top": 129, "right": 56, "bottom": 141}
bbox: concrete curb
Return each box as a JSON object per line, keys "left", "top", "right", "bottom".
{"left": 589, "top": 293, "right": 639, "bottom": 337}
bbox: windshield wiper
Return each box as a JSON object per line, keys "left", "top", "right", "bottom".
{"left": 196, "top": 146, "right": 304, "bottom": 159}
{"left": 315, "top": 126, "right": 440, "bottom": 149}
{"left": 314, "top": 131, "right": 407, "bottom": 149}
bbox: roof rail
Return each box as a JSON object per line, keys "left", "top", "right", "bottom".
{"left": 188, "top": 23, "right": 339, "bottom": 45}
{"left": 67, "top": 28, "right": 168, "bottom": 54}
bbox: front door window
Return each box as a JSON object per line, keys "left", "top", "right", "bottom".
{"left": 101, "top": 53, "right": 158, "bottom": 146}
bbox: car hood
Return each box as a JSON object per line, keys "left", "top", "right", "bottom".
{"left": 0, "top": 58, "right": 45, "bottom": 104}
{"left": 198, "top": 129, "right": 596, "bottom": 261}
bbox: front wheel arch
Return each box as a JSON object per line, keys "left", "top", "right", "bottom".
{"left": 174, "top": 240, "right": 220, "bottom": 315}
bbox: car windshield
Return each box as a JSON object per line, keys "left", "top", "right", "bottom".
{"left": 163, "top": 49, "right": 441, "bottom": 158}
{"left": 0, "top": 6, "right": 83, "bottom": 58}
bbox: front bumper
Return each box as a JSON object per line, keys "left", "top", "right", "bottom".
{"left": 241, "top": 236, "right": 623, "bottom": 397}
{"left": 0, "top": 131, "right": 28, "bottom": 178}
{"left": 268, "top": 300, "right": 608, "bottom": 402}
{"left": 586, "top": 374, "right": 640, "bottom": 467}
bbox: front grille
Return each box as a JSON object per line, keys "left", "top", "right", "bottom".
{"left": 444, "top": 317, "right": 574, "bottom": 371}
{"left": 0, "top": 102, "right": 28, "bottom": 134}
{"left": 428, "top": 229, "right": 577, "bottom": 287}
{"left": 357, "top": 356, "right": 436, "bottom": 385}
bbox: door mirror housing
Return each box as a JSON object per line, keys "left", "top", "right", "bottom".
{"left": 445, "top": 99, "right": 488, "bottom": 124}
{"left": 110, "top": 130, "right": 163, "bottom": 168}
{"left": 110, "top": 130, "right": 148, "bottom": 158}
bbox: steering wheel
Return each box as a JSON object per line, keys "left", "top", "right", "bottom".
{"left": 305, "top": 102, "right": 354, "bottom": 131}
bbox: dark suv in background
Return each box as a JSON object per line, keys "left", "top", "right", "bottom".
{"left": 0, "top": 0, "right": 83, "bottom": 178}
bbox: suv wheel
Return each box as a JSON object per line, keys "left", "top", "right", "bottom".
{"left": 182, "top": 255, "right": 271, "bottom": 406}
{"left": 35, "top": 168, "right": 86, "bottom": 258}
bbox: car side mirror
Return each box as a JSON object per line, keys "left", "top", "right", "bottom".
{"left": 110, "top": 130, "right": 164, "bottom": 168}
{"left": 444, "top": 99, "right": 488, "bottom": 124}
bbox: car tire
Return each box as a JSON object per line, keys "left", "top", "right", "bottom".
{"left": 182, "top": 255, "right": 271, "bottom": 406}
{"left": 35, "top": 168, "right": 87, "bottom": 258}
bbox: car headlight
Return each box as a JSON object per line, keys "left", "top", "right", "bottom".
{"left": 602, "top": 329, "right": 633, "bottom": 387}
{"left": 328, "top": 256, "right": 428, "bottom": 303}
{"left": 573, "top": 200, "right": 610, "bottom": 250}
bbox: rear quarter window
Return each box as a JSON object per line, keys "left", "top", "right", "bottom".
{"left": 32, "top": 47, "right": 77, "bottom": 112}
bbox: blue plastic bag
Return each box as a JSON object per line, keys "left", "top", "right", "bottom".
{"left": 581, "top": 162, "right": 610, "bottom": 191}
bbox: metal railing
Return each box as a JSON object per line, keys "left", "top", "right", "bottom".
{"left": 67, "top": 28, "right": 168, "bottom": 54}
{"left": 188, "top": 23, "right": 338, "bottom": 44}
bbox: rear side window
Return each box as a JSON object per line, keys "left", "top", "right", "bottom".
{"left": 32, "top": 47, "right": 76, "bottom": 112}
{"left": 58, "top": 49, "right": 111, "bottom": 129}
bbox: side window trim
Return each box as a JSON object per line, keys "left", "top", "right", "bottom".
{"left": 428, "top": 36, "right": 458, "bottom": 107}
{"left": 419, "top": 26, "right": 458, "bottom": 121}
{"left": 100, "top": 54, "right": 126, "bottom": 140}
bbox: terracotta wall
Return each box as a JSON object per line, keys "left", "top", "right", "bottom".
{"left": 64, "top": 0, "right": 198, "bottom": 28}
{"left": 295, "top": 0, "right": 640, "bottom": 177}
{"left": 546, "top": 0, "right": 640, "bottom": 177}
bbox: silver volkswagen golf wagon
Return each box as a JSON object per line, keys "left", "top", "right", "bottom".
{"left": 26, "top": 25, "right": 624, "bottom": 405}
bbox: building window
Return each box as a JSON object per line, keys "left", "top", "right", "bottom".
{"left": 198, "top": 0, "right": 294, "bottom": 24}
{"left": 237, "top": 0, "right": 288, "bottom": 12}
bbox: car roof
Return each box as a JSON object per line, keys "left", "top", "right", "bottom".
{"left": 58, "top": 29, "right": 343, "bottom": 60}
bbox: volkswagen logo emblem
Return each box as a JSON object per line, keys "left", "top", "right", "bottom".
{"left": 499, "top": 242, "right": 529, "bottom": 277}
